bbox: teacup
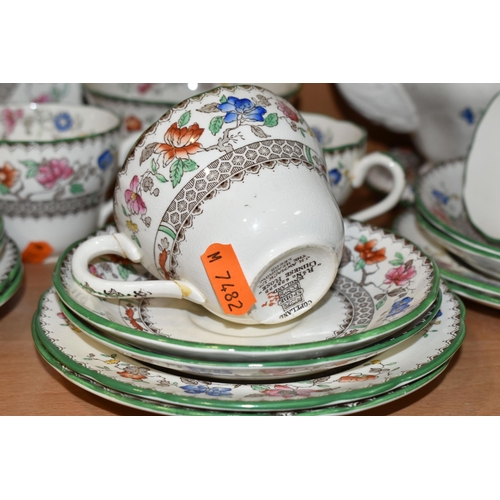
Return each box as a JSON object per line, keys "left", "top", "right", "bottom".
{"left": 0, "top": 102, "right": 121, "bottom": 263}
{"left": 301, "top": 112, "right": 406, "bottom": 221}
{"left": 72, "top": 85, "right": 345, "bottom": 326}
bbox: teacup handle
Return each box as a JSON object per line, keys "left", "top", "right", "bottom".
{"left": 348, "top": 151, "right": 406, "bottom": 221}
{"left": 71, "top": 233, "right": 206, "bottom": 304}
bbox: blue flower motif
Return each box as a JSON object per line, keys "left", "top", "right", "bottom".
{"left": 218, "top": 96, "right": 266, "bottom": 123}
{"left": 98, "top": 149, "right": 114, "bottom": 171}
{"left": 387, "top": 296, "right": 413, "bottom": 317}
{"left": 180, "top": 384, "right": 232, "bottom": 397}
{"left": 54, "top": 112, "right": 73, "bottom": 131}
{"left": 436, "top": 309, "right": 443, "bottom": 318}
{"left": 311, "top": 126, "right": 325, "bottom": 145}
{"left": 329, "top": 168, "right": 342, "bottom": 185}
{"left": 460, "top": 107, "right": 475, "bottom": 125}
{"left": 432, "top": 190, "right": 449, "bottom": 205}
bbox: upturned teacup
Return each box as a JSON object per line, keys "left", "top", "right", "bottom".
{"left": 0, "top": 103, "right": 121, "bottom": 263}
{"left": 72, "top": 85, "right": 345, "bottom": 327}
{"left": 301, "top": 112, "right": 406, "bottom": 221}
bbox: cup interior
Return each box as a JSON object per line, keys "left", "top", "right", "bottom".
{"left": 0, "top": 103, "right": 120, "bottom": 142}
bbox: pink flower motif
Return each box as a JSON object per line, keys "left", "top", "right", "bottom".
{"left": 1, "top": 108, "right": 23, "bottom": 136}
{"left": 137, "top": 83, "right": 153, "bottom": 94}
{"left": 262, "top": 385, "right": 314, "bottom": 398}
{"left": 277, "top": 100, "right": 299, "bottom": 122}
{"left": 384, "top": 265, "right": 417, "bottom": 286}
{"left": 89, "top": 264, "right": 104, "bottom": 279}
{"left": 33, "top": 94, "right": 51, "bottom": 103}
{"left": 125, "top": 175, "right": 147, "bottom": 215}
{"left": 36, "top": 158, "right": 74, "bottom": 189}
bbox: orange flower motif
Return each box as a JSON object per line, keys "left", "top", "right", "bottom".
{"left": 117, "top": 370, "right": 147, "bottom": 380}
{"left": 154, "top": 122, "right": 204, "bottom": 163}
{"left": 338, "top": 374, "right": 377, "bottom": 382}
{"left": 21, "top": 241, "right": 54, "bottom": 264}
{"left": 354, "top": 239, "right": 386, "bottom": 265}
{"left": 125, "top": 115, "right": 143, "bottom": 132}
{"left": 0, "top": 162, "right": 18, "bottom": 189}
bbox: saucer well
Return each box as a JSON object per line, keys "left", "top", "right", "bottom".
{"left": 34, "top": 282, "right": 464, "bottom": 412}
{"left": 32, "top": 325, "right": 450, "bottom": 416}
{"left": 58, "top": 287, "right": 441, "bottom": 382}
{"left": 53, "top": 221, "right": 439, "bottom": 362}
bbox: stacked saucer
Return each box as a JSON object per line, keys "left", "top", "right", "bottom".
{"left": 0, "top": 215, "right": 24, "bottom": 308}
{"left": 32, "top": 219, "right": 466, "bottom": 415}
{"left": 411, "top": 158, "right": 500, "bottom": 308}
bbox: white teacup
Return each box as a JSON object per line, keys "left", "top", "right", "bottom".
{"left": 301, "top": 112, "right": 406, "bottom": 221}
{"left": 72, "top": 85, "right": 345, "bottom": 326}
{"left": 0, "top": 103, "right": 121, "bottom": 263}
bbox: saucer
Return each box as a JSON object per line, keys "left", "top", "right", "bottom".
{"left": 53, "top": 221, "right": 439, "bottom": 362}
{"left": 414, "top": 158, "right": 500, "bottom": 257}
{"left": 58, "top": 287, "right": 441, "bottom": 382}
{"left": 0, "top": 263, "right": 23, "bottom": 307}
{"left": 446, "top": 282, "right": 500, "bottom": 310}
{"left": 416, "top": 212, "right": 500, "bottom": 280}
{"left": 394, "top": 209, "right": 500, "bottom": 298}
{"left": 32, "top": 326, "right": 449, "bottom": 415}
{"left": 34, "top": 282, "right": 464, "bottom": 412}
{"left": 0, "top": 237, "right": 21, "bottom": 294}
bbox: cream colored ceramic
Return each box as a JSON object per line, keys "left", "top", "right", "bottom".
{"left": 83, "top": 83, "right": 301, "bottom": 137}
{"left": 301, "top": 112, "right": 406, "bottom": 220}
{"left": 32, "top": 323, "right": 450, "bottom": 416}
{"left": 394, "top": 208, "right": 500, "bottom": 298}
{"left": 0, "top": 83, "right": 82, "bottom": 104}
{"left": 415, "top": 159, "right": 500, "bottom": 256}
{"left": 54, "top": 221, "right": 439, "bottom": 361}
{"left": 59, "top": 287, "right": 441, "bottom": 382}
{"left": 337, "top": 83, "right": 500, "bottom": 162}
{"left": 35, "top": 281, "right": 465, "bottom": 412}
{"left": 463, "top": 91, "right": 500, "bottom": 242}
{"left": 72, "top": 85, "right": 344, "bottom": 326}
{"left": 0, "top": 103, "right": 121, "bottom": 263}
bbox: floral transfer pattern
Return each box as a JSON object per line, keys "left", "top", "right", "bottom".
{"left": 36, "top": 283, "right": 464, "bottom": 410}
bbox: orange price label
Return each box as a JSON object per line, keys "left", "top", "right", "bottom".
{"left": 201, "top": 243, "right": 257, "bottom": 316}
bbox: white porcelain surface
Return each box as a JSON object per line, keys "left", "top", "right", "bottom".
{"left": 301, "top": 112, "right": 406, "bottom": 220}
{"left": 394, "top": 208, "right": 500, "bottom": 298}
{"left": 54, "top": 220, "right": 439, "bottom": 361}
{"left": 0, "top": 103, "right": 121, "bottom": 262}
{"left": 337, "top": 83, "right": 500, "bottom": 162}
{"left": 463, "top": 91, "right": 500, "bottom": 241}
{"left": 0, "top": 83, "right": 82, "bottom": 104}
{"left": 415, "top": 159, "right": 500, "bottom": 256}
{"left": 35, "top": 281, "right": 464, "bottom": 412}
{"left": 73, "top": 85, "right": 344, "bottom": 325}
{"left": 33, "top": 327, "right": 450, "bottom": 416}
{"left": 59, "top": 287, "right": 440, "bottom": 382}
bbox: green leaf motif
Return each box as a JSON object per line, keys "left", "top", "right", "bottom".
{"left": 375, "top": 295, "right": 388, "bottom": 310}
{"left": 389, "top": 258, "right": 405, "bottom": 266}
{"left": 209, "top": 116, "right": 224, "bottom": 136}
{"left": 131, "top": 234, "right": 141, "bottom": 248}
{"left": 182, "top": 159, "right": 197, "bottom": 172}
{"left": 170, "top": 159, "right": 183, "bottom": 187}
{"left": 0, "top": 184, "right": 9, "bottom": 194}
{"left": 20, "top": 160, "right": 39, "bottom": 168}
{"left": 178, "top": 111, "right": 191, "bottom": 128}
{"left": 354, "top": 259, "right": 366, "bottom": 271}
{"left": 70, "top": 183, "right": 84, "bottom": 194}
{"left": 155, "top": 173, "right": 167, "bottom": 183}
{"left": 151, "top": 159, "right": 157, "bottom": 174}
{"left": 122, "top": 205, "right": 128, "bottom": 216}
{"left": 359, "top": 235, "right": 368, "bottom": 244}
{"left": 264, "top": 113, "right": 278, "bottom": 127}
{"left": 220, "top": 95, "right": 227, "bottom": 103}
{"left": 118, "top": 264, "right": 131, "bottom": 280}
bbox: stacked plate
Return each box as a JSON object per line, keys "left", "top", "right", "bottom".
{"left": 0, "top": 215, "right": 24, "bottom": 308}
{"left": 408, "top": 158, "right": 500, "bottom": 309}
{"left": 32, "top": 220, "right": 466, "bottom": 415}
